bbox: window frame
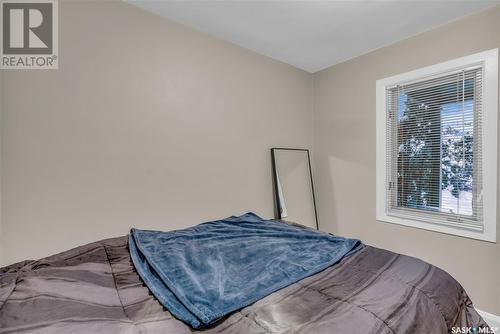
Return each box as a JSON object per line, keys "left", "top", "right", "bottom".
{"left": 376, "top": 49, "right": 498, "bottom": 242}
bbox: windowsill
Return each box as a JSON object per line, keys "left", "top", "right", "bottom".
{"left": 376, "top": 213, "right": 496, "bottom": 243}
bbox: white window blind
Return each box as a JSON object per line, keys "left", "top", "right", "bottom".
{"left": 385, "top": 66, "right": 484, "bottom": 230}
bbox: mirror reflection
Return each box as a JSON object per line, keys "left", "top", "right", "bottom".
{"left": 271, "top": 148, "right": 318, "bottom": 230}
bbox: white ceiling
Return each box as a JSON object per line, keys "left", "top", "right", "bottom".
{"left": 127, "top": 0, "right": 500, "bottom": 73}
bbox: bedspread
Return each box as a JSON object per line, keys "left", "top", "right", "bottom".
{"left": 0, "top": 235, "right": 487, "bottom": 333}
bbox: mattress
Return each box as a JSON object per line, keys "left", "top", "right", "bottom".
{"left": 0, "top": 235, "right": 487, "bottom": 333}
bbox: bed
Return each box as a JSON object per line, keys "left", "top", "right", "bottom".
{"left": 0, "top": 214, "right": 488, "bottom": 334}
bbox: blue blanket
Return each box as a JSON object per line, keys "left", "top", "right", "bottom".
{"left": 129, "top": 213, "right": 361, "bottom": 328}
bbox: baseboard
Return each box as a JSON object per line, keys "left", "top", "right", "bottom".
{"left": 478, "top": 309, "right": 500, "bottom": 330}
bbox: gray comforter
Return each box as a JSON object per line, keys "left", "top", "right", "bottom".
{"left": 0, "top": 236, "right": 487, "bottom": 333}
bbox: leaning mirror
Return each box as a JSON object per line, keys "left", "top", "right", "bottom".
{"left": 271, "top": 148, "right": 319, "bottom": 230}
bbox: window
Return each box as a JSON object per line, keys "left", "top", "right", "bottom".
{"left": 376, "top": 49, "right": 498, "bottom": 242}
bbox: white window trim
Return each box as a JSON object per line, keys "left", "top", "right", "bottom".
{"left": 376, "top": 48, "right": 498, "bottom": 242}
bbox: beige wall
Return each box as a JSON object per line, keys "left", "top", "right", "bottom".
{"left": 0, "top": 1, "right": 313, "bottom": 265}
{"left": 313, "top": 6, "right": 500, "bottom": 314}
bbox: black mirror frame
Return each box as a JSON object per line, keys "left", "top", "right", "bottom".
{"left": 270, "top": 148, "right": 319, "bottom": 230}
